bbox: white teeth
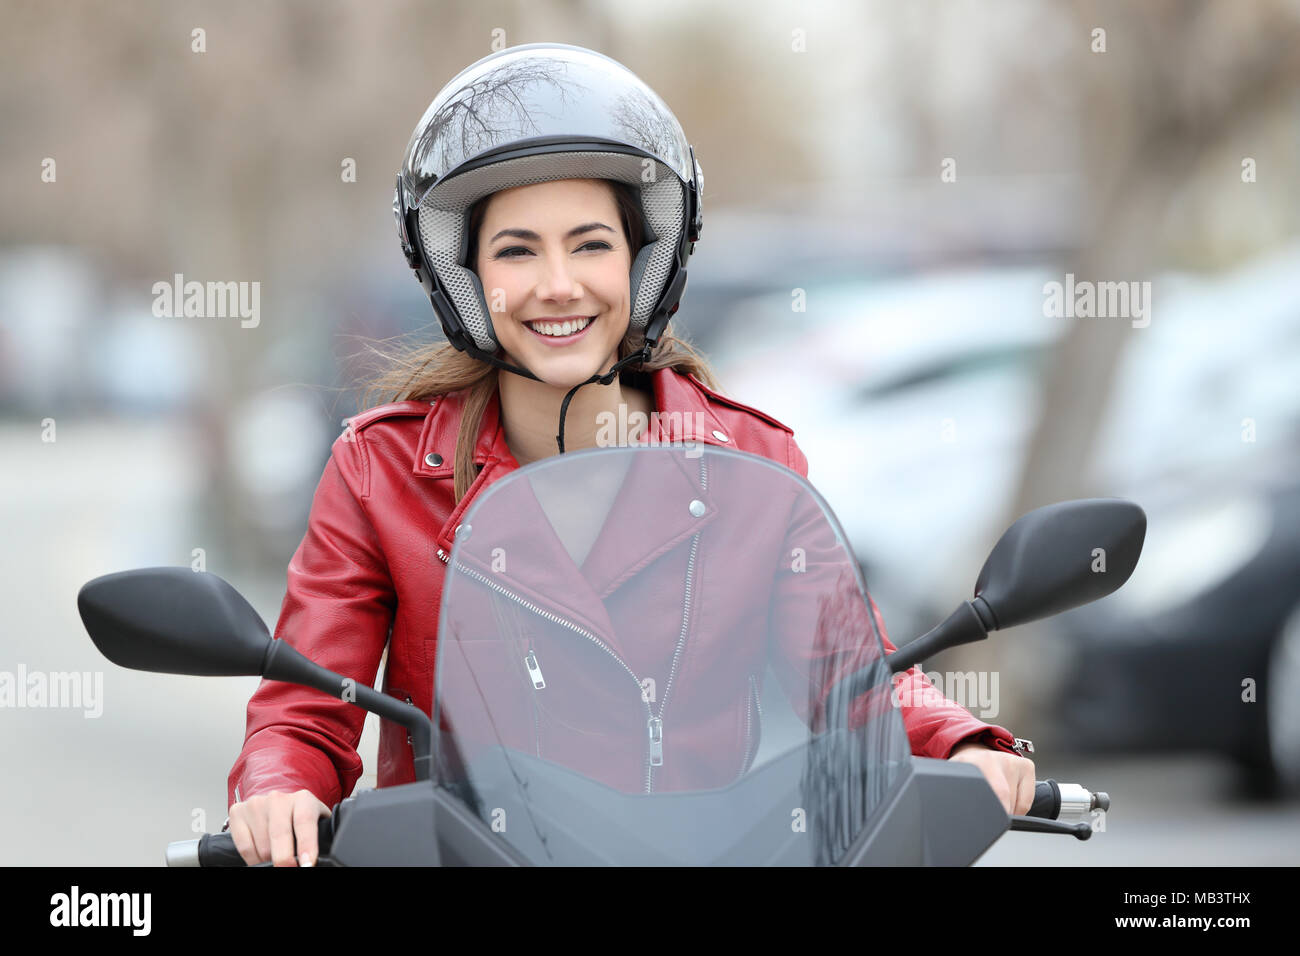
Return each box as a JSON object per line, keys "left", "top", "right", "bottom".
{"left": 529, "top": 316, "right": 592, "bottom": 337}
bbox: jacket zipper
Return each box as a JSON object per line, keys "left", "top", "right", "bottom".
{"left": 647, "top": 528, "right": 700, "bottom": 792}
{"left": 525, "top": 643, "right": 543, "bottom": 756}
{"left": 439, "top": 550, "right": 542, "bottom": 759}
{"left": 443, "top": 552, "right": 657, "bottom": 791}
{"left": 438, "top": 453, "right": 709, "bottom": 795}
{"left": 647, "top": 455, "right": 708, "bottom": 793}
{"left": 737, "top": 674, "right": 759, "bottom": 779}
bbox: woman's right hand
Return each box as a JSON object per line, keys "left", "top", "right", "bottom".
{"left": 227, "top": 790, "right": 331, "bottom": 867}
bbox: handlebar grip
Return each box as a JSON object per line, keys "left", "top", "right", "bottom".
{"left": 1028, "top": 779, "right": 1061, "bottom": 819}
{"left": 1025, "top": 779, "right": 1109, "bottom": 822}
{"left": 198, "top": 831, "right": 253, "bottom": 867}
{"left": 186, "top": 813, "right": 335, "bottom": 867}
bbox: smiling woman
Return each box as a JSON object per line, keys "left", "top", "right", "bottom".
{"left": 224, "top": 42, "right": 1031, "bottom": 867}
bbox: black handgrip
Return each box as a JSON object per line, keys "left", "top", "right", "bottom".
{"left": 199, "top": 813, "right": 335, "bottom": 867}
{"left": 1027, "top": 779, "right": 1061, "bottom": 819}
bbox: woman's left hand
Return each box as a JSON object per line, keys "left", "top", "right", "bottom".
{"left": 947, "top": 741, "right": 1036, "bottom": 815}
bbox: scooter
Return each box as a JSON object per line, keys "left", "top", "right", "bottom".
{"left": 77, "top": 444, "right": 1141, "bottom": 865}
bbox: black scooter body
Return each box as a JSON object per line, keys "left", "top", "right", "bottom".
{"left": 321, "top": 753, "right": 1003, "bottom": 866}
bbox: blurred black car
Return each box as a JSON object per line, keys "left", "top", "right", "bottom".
{"left": 1054, "top": 463, "right": 1300, "bottom": 796}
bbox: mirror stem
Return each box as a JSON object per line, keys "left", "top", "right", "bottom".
{"left": 262, "top": 639, "right": 436, "bottom": 781}
{"left": 889, "top": 600, "right": 992, "bottom": 674}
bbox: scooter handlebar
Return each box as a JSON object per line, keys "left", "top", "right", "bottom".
{"left": 1027, "top": 779, "right": 1109, "bottom": 821}
{"left": 165, "top": 782, "right": 1110, "bottom": 864}
{"left": 166, "top": 813, "right": 335, "bottom": 867}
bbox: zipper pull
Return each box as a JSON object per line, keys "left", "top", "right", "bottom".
{"left": 648, "top": 717, "right": 663, "bottom": 766}
{"left": 524, "top": 650, "right": 546, "bottom": 689}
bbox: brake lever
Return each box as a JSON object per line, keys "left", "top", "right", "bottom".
{"left": 1009, "top": 816, "right": 1093, "bottom": 840}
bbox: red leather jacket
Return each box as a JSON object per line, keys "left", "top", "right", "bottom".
{"left": 228, "top": 367, "right": 1018, "bottom": 808}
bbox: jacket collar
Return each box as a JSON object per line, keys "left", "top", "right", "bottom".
{"left": 411, "top": 386, "right": 505, "bottom": 481}
{"left": 422, "top": 367, "right": 736, "bottom": 564}
{"left": 414, "top": 367, "right": 732, "bottom": 476}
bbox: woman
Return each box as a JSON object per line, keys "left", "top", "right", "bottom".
{"left": 225, "top": 42, "right": 1034, "bottom": 866}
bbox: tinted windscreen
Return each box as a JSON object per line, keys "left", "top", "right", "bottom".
{"left": 433, "top": 445, "right": 910, "bottom": 864}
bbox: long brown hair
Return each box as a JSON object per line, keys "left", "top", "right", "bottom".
{"left": 361, "top": 179, "right": 720, "bottom": 502}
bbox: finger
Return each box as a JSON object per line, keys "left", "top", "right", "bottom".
{"left": 293, "top": 795, "right": 327, "bottom": 867}
{"left": 996, "top": 776, "right": 1014, "bottom": 815}
{"left": 227, "top": 812, "right": 261, "bottom": 867}
{"left": 984, "top": 762, "right": 1013, "bottom": 815}
{"left": 267, "top": 794, "right": 298, "bottom": 867}
{"left": 1015, "top": 764, "right": 1036, "bottom": 816}
{"left": 245, "top": 801, "right": 273, "bottom": 864}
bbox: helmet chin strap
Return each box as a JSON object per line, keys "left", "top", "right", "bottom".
{"left": 554, "top": 345, "right": 652, "bottom": 455}
{"left": 485, "top": 342, "right": 652, "bottom": 455}
{"left": 468, "top": 347, "right": 542, "bottom": 384}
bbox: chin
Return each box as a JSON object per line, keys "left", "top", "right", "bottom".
{"left": 529, "top": 354, "right": 616, "bottom": 391}
{"left": 502, "top": 338, "right": 622, "bottom": 390}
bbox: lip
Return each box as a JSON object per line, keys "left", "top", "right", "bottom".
{"left": 523, "top": 313, "right": 598, "bottom": 347}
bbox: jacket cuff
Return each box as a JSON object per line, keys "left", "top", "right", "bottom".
{"left": 945, "top": 725, "right": 1019, "bottom": 758}
{"left": 228, "top": 740, "right": 344, "bottom": 810}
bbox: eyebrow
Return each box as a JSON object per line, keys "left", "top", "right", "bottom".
{"left": 488, "top": 222, "right": 616, "bottom": 244}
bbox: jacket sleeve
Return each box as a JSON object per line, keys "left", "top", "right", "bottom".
{"left": 226, "top": 433, "right": 397, "bottom": 810}
{"left": 781, "top": 433, "right": 1018, "bottom": 760}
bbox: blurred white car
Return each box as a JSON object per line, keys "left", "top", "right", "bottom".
{"left": 710, "top": 265, "right": 1068, "bottom": 635}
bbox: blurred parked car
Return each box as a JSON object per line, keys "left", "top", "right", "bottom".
{"left": 709, "top": 264, "right": 1068, "bottom": 637}
{"left": 1051, "top": 248, "right": 1300, "bottom": 795}
{"left": 1055, "top": 464, "right": 1300, "bottom": 796}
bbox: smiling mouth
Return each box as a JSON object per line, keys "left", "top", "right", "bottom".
{"left": 524, "top": 314, "right": 597, "bottom": 339}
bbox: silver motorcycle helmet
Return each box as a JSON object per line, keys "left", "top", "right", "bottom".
{"left": 393, "top": 42, "right": 704, "bottom": 370}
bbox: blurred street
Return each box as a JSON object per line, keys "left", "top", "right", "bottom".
{"left": 3, "top": 0, "right": 1300, "bottom": 867}
{"left": 0, "top": 418, "right": 390, "bottom": 865}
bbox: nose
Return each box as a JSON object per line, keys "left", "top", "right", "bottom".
{"left": 534, "top": 251, "right": 584, "bottom": 303}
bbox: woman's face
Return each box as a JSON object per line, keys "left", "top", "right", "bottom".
{"left": 474, "top": 178, "right": 632, "bottom": 389}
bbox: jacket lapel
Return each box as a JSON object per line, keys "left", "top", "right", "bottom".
{"left": 420, "top": 369, "right": 736, "bottom": 655}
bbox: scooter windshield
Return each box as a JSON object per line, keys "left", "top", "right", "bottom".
{"left": 433, "top": 444, "right": 911, "bottom": 865}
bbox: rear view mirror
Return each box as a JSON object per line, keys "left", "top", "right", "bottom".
{"left": 77, "top": 566, "right": 437, "bottom": 781}
{"left": 77, "top": 567, "right": 271, "bottom": 676}
{"left": 974, "top": 498, "right": 1146, "bottom": 631}
{"left": 887, "top": 498, "right": 1146, "bottom": 674}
